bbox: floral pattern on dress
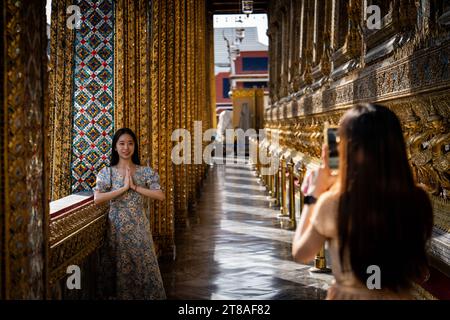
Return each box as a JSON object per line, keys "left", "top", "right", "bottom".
{"left": 94, "top": 165, "right": 166, "bottom": 300}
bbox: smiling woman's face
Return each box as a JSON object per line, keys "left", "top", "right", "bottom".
{"left": 115, "top": 133, "right": 135, "bottom": 160}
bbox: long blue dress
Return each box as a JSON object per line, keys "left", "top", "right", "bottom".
{"left": 94, "top": 165, "right": 166, "bottom": 300}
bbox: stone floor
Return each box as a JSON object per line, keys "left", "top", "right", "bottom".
{"left": 159, "top": 159, "right": 334, "bottom": 300}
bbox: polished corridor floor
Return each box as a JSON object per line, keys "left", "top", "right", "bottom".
{"left": 160, "top": 160, "right": 333, "bottom": 299}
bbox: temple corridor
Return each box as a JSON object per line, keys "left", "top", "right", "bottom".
{"left": 160, "top": 160, "right": 332, "bottom": 299}
{"left": 1, "top": 0, "right": 449, "bottom": 300}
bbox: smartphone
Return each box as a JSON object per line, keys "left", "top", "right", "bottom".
{"left": 324, "top": 124, "right": 339, "bottom": 170}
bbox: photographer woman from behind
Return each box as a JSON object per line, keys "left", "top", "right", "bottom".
{"left": 292, "top": 104, "right": 433, "bottom": 299}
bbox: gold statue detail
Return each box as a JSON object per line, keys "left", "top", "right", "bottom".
{"left": 409, "top": 112, "right": 440, "bottom": 194}
{"left": 428, "top": 111, "right": 450, "bottom": 198}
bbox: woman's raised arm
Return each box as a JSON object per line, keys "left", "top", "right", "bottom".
{"left": 94, "top": 187, "right": 129, "bottom": 205}
{"left": 134, "top": 187, "right": 165, "bottom": 201}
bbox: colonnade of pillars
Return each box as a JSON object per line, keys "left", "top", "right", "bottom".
{"left": 249, "top": 137, "right": 330, "bottom": 272}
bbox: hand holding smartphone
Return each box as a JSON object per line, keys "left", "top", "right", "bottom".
{"left": 324, "top": 122, "right": 339, "bottom": 171}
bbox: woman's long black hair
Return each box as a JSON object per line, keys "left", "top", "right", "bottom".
{"left": 110, "top": 128, "right": 140, "bottom": 166}
{"left": 337, "top": 104, "right": 433, "bottom": 291}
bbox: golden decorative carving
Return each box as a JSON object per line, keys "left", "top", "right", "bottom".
{"left": 114, "top": 0, "right": 151, "bottom": 163}
{"left": 343, "top": 0, "right": 362, "bottom": 59}
{"left": 173, "top": 0, "right": 188, "bottom": 226}
{"left": 409, "top": 110, "right": 441, "bottom": 194}
{"left": 431, "top": 195, "right": 450, "bottom": 233}
{"left": 49, "top": 201, "right": 108, "bottom": 283}
{"left": 1, "top": 0, "right": 47, "bottom": 299}
{"left": 49, "top": 0, "right": 76, "bottom": 200}
{"left": 49, "top": 201, "right": 108, "bottom": 245}
{"left": 303, "top": 49, "right": 313, "bottom": 85}
{"left": 165, "top": 0, "right": 175, "bottom": 249}
{"left": 428, "top": 112, "right": 450, "bottom": 197}
{"left": 148, "top": 0, "right": 212, "bottom": 255}
{"left": 320, "top": 31, "right": 332, "bottom": 77}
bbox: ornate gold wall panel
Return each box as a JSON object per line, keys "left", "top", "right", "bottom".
{"left": 173, "top": 0, "right": 189, "bottom": 226}
{"left": 114, "top": 0, "right": 151, "bottom": 164}
{"left": 188, "top": 0, "right": 195, "bottom": 203}
{"left": 187, "top": 0, "right": 194, "bottom": 204}
{"left": 48, "top": 0, "right": 76, "bottom": 200}
{"left": 149, "top": 0, "right": 212, "bottom": 255}
{"left": 266, "top": 1, "right": 450, "bottom": 269}
{"left": 208, "top": 11, "right": 217, "bottom": 130}
{"left": 165, "top": 0, "right": 175, "bottom": 246}
{"left": 145, "top": 0, "right": 209, "bottom": 228}
{"left": 49, "top": 201, "right": 108, "bottom": 284}
{"left": 1, "top": 0, "right": 48, "bottom": 299}
{"left": 265, "top": 93, "right": 450, "bottom": 231}
{"left": 150, "top": 0, "right": 162, "bottom": 254}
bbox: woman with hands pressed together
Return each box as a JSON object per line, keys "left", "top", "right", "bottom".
{"left": 292, "top": 104, "right": 433, "bottom": 299}
{"left": 93, "top": 128, "right": 166, "bottom": 300}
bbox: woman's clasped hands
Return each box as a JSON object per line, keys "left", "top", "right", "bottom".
{"left": 124, "top": 166, "right": 136, "bottom": 191}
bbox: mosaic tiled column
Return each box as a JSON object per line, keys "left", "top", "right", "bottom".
{"left": 71, "top": 0, "right": 115, "bottom": 193}
{"left": 1, "top": 0, "right": 48, "bottom": 299}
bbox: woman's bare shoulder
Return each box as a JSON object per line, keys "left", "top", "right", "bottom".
{"left": 312, "top": 190, "right": 340, "bottom": 238}
{"left": 317, "top": 189, "right": 339, "bottom": 207}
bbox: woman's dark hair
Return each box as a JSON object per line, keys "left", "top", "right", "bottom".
{"left": 337, "top": 103, "right": 433, "bottom": 291}
{"left": 110, "top": 128, "right": 140, "bottom": 166}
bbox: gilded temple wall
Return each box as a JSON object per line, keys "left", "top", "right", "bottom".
{"left": 47, "top": 0, "right": 213, "bottom": 258}
{"left": 1, "top": 0, "right": 213, "bottom": 298}
{"left": 149, "top": 0, "right": 212, "bottom": 255}
{"left": 48, "top": 0, "right": 76, "bottom": 200}
{"left": 265, "top": 0, "right": 450, "bottom": 267}
{"left": 0, "top": 0, "right": 48, "bottom": 299}
{"left": 0, "top": 0, "right": 448, "bottom": 300}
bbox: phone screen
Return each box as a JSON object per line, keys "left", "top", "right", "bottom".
{"left": 327, "top": 128, "right": 339, "bottom": 169}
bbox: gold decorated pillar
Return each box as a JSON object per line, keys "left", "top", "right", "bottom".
{"left": 149, "top": 0, "right": 209, "bottom": 235}
{"left": 1, "top": 0, "right": 48, "bottom": 299}
{"left": 267, "top": 152, "right": 274, "bottom": 197}
{"left": 115, "top": 0, "right": 151, "bottom": 163}
{"left": 208, "top": 11, "right": 217, "bottom": 130}
{"left": 287, "top": 159, "right": 296, "bottom": 229}
{"left": 149, "top": 0, "right": 176, "bottom": 256}
{"left": 165, "top": 0, "right": 176, "bottom": 250}
{"left": 310, "top": 246, "right": 331, "bottom": 273}
{"left": 279, "top": 156, "right": 288, "bottom": 216}
{"left": 48, "top": 0, "right": 76, "bottom": 200}
{"left": 273, "top": 159, "right": 281, "bottom": 207}
{"left": 186, "top": 0, "right": 194, "bottom": 205}
{"left": 173, "top": 0, "right": 189, "bottom": 227}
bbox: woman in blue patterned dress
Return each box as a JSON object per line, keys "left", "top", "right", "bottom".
{"left": 93, "top": 128, "right": 166, "bottom": 300}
